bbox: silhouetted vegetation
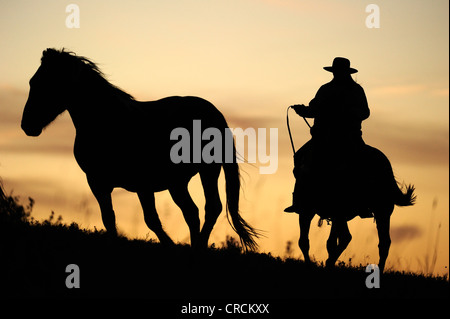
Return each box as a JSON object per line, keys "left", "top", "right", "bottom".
{"left": 0, "top": 186, "right": 448, "bottom": 299}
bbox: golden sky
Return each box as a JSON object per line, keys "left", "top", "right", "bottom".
{"left": 0, "top": 0, "right": 448, "bottom": 276}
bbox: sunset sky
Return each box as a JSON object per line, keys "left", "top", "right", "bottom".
{"left": 0, "top": 0, "right": 448, "bottom": 276}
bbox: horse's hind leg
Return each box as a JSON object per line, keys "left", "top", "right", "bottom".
{"left": 169, "top": 183, "right": 200, "bottom": 247}
{"left": 375, "top": 206, "right": 393, "bottom": 272}
{"left": 298, "top": 212, "right": 314, "bottom": 263}
{"left": 197, "top": 165, "right": 223, "bottom": 249}
{"left": 138, "top": 190, "right": 174, "bottom": 246}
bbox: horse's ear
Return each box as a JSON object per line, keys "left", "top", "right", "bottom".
{"left": 42, "top": 49, "right": 49, "bottom": 59}
{"left": 43, "top": 48, "right": 55, "bottom": 56}
{"left": 42, "top": 48, "right": 58, "bottom": 62}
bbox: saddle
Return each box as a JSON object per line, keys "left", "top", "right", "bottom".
{"left": 292, "top": 139, "right": 373, "bottom": 220}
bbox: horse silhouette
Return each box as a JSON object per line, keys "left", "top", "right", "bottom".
{"left": 21, "top": 48, "right": 259, "bottom": 250}
{"left": 293, "top": 140, "right": 416, "bottom": 272}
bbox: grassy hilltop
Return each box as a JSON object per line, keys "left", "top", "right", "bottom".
{"left": 0, "top": 188, "right": 448, "bottom": 300}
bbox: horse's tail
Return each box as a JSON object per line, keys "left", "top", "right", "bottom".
{"left": 223, "top": 135, "right": 259, "bottom": 251}
{"left": 394, "top": 182, "right": 416, "bottom": 207}
{"left": 384, "top": 153, "right": 416, "bottom": 207}
{"left": 367, "top": 145, "right": 416, "bottom": 208}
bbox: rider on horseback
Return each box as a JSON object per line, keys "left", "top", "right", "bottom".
{"left": 285, "top": 57, "right": 370, "bottom": 213}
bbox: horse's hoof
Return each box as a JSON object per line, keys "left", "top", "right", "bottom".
{"left": 106, "top": 229, "right": 118, "bottom": 238}
{"left": 192, "top": 241, "right": 208, "bottom": 251}
{"left": 325, "top": 259, "right": 335, "bottom": 268}
{"left": 161, "top": 240, "right": 175, "bottom": 248}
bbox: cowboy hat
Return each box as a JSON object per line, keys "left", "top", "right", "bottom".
{"left": 324, "top": 57, "right": 358, "bottom": 74}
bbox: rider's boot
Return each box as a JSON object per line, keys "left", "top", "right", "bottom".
{"left": 284, "top": 184, "right": 299, "bottom": 213}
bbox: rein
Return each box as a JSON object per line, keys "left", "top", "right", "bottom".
{"left": 286, "top": 106, "right": 312, "bottom": 155}
{"left": 286, "top": 106, "right": 328, "bottom": 227}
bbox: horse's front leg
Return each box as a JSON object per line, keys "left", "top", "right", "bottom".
{"left": 298, "top": 212, "right": 314, "bottom": 264}
{"left": 88, "top": 177, "right": 117, "bottom": 236}
{"left": 326, "top": 219, "right": 352, "bottom": 267}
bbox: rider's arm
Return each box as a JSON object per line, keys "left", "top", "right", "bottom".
{"left": 292, "top": 104, "right": 315, "bottom": 118}
{"left": 358, "top": 87, "right": 370, "bottom": 121}
{"left": 347, "top": 85, "right": 370, "bottom": 121}
{"left": 291, "top": 85, "right": 324, "bottom": 118}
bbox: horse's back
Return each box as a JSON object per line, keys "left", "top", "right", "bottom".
{"left": 139, "top": 96, "right": 226, "bottom": 129}
{"left": 362, "top": 144, "right": 394, "bottom": 179}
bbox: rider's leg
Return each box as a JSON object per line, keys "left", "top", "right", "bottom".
{"left": 284, "top": 180, "right": 301, "bottom": 213}
{"left": 284, "top": 140, "right": 313, "bottom": 213}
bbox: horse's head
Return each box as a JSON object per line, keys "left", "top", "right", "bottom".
{"left": 21, "top": 48, "right": 77, "bottom": 136}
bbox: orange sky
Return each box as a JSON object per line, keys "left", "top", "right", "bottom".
{"left": 0, "top": 0, "right": 448, "bottom": 276}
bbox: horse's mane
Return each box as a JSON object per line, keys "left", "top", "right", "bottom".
{"left": 41, "top": 48, "right": 135, "bottom": 101}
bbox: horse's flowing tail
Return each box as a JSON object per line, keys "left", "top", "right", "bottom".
{"left": 369, "top": 145, "right": 416, "bottom": 208}
{"left": 223, "top": 143, "right": 259, "bottom": 251}
{"left": 394, "top": 182, "right": 416, "bottom": 207}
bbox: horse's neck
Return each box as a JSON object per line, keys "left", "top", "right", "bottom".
{"left": 67, "top": 90, "right": 134, "bottom": 134}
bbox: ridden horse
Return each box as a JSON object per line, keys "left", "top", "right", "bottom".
{"left": 294, "top": 144, "right": 416, "bottom": 272}
{"left": 21, "top": 48, "right": 259, "bottom": 250}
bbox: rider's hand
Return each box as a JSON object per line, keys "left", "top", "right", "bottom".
{"left": 291, "top": 104, "right": 306, "bottom": 114}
